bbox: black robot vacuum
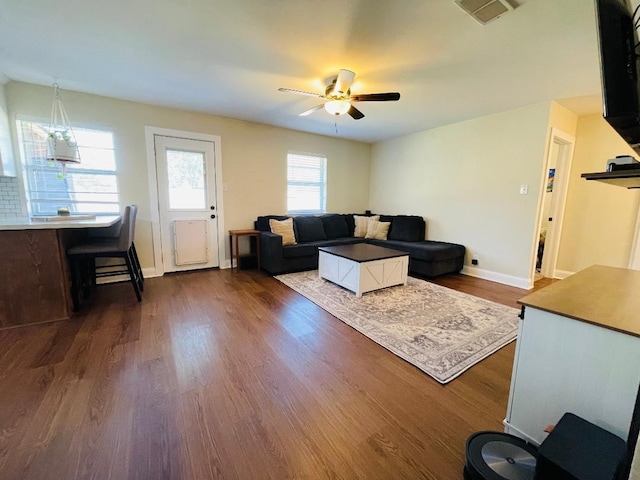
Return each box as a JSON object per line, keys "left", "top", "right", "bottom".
{"left": 464, "top": 431, "right": 538, "bottom": 480}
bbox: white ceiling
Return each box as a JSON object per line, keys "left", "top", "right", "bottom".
{"left": 0, "top": 0, "right": 602, "bottom": 143}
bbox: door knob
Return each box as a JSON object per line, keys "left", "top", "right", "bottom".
{"left": 211, "top": 214, "right": 216, "bottom": 219}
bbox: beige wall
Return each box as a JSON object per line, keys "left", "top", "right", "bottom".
{"left": 547, "top": 102, "right": 578, "bottom": 137}
{"left": 370, "top": 102, "right": 551, "bottom": 284}
{"left": 6, "top": 81, "right": 371, "bottom": 272}
{"left": 556, "top": 114, "right": 640, "bottom": 273}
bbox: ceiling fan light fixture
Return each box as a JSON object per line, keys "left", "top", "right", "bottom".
{"left": 324, "top": 99, "right": 350, "bottom": 116}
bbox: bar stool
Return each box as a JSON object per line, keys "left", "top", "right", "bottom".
{"left": 87, "top": 205, "right": 143, "bottom": 290}
{"left": 67, "top": 205, "right": 142, "bottom": 310}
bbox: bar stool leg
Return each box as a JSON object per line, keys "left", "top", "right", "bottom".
{"left": 124, "top": 253, "right": 142, "bottom": 302}
{"left": 69, "top": 257, "right": 81, "bottom": 312}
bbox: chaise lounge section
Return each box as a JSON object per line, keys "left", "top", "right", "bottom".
{"left": 255, "top": 213, "right": 465, "bottom": 278}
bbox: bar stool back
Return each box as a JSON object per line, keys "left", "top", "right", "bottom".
{"left": 67, "top": 205, "right": 142, "bottom": 310}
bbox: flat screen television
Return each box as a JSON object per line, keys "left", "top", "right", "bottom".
{"left": 595, "top": 0, "right": 640, "bottom": 152}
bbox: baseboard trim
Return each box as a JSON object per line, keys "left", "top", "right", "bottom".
{"left": 502, "top": 419, "right": 541, "bottom": 446}
{"left": 553, "top": 269, "right": 575, "bottom": 279}
{"left": 461, "top": 265, "right": 532, "bottom": 289}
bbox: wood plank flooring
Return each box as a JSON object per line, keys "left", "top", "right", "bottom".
{"left": 0, "top": 269, "right": 553, "bottom": 480}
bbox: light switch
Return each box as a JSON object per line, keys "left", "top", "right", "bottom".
{"left": 519, "top": 184, "right": 528, "bottom": 195}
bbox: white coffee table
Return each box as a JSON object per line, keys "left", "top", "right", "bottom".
{"left": 318, "top": 244, "right": 409, "bottom": 297}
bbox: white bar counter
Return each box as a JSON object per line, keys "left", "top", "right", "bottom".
{"left": 505, "top": 265, "right": 640, "bottom": 447}
{"left": 0, "top": 215, "right": 120, "bottom": 230}
{"left": 0, "top": 215, "right": 121, "bottom": 328}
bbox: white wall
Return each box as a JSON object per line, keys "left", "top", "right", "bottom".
{"left": 556, "top": 114, "right": 640, "bottom": 273}
{"left": 370, "top": 102, "right": 551, "bottom": 287}
{"left": 6, "top": 81, "right": 372, "bottom": 273}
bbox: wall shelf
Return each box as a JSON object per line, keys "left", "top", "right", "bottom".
{"left": 581, "top": 170, "right": 640, "bottom": 189}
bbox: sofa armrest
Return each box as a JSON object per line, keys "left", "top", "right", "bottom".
{"left": 260, "top": 231, "right": 283, "bottom": 254}
{"left": 260, "top": 231, "right": 284, "bottom": 273}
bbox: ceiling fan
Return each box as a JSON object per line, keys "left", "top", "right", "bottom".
{"left": 278, "top": 69, "right": 401, "bottom": 120}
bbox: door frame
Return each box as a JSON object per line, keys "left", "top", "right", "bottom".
{"left": 531, "top": 127, "right": 575, "bottom": 282}
{"left": 630, "top": 207, "right": 640, "bottom": 270}
{"left": 145, "top": 126, "right": 225, "bottom": 275}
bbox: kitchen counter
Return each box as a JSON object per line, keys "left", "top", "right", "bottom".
{"left": 0, "top": 215, "right": 120, "bottom": 230}
{"left": 518, "top": 264, "right": 640, "bottom": 337}
{"left": 505, "top": 264, "right": 640, "bottom": 447}
{"left": 0, "top": 215, "right": 121, "bottom": 328}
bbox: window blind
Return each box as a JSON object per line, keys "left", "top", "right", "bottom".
{"left": 17, "top": 120, "right": 119, "bottom": 215}
{"left": 287, "top": 152, "right": 327, "bottom": 214}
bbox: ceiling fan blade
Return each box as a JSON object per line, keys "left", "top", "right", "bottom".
{"left": 333, "top": 69, "right": 356, "bottom": 95}
{"left": 347, "top": 105, "right": 365, "bottom": 120}
{"left": 350, "top": 92, "right": 401, "bottom": 102}
{"left": 278, "top": 87, "right": 325, "bottom": 98}
{"left": 299, "top": 104, "right": 325, "bottom": 116}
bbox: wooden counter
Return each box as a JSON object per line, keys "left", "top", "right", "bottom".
{"left": 518, "top": 264, "right": 640, "bottom": 337}
{"left": 0, "top": 216, "right": 120, "bottom": 328}
{"left": 505, "top": 264, "right": 640, "bottom": 447}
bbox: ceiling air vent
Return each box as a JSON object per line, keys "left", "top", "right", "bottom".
{"left": 454, "top": 0, "right": 514, "bottom": 25}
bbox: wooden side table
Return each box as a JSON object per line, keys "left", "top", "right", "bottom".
{"left": 228, "top": 229, "right": 261, "bottom": 272}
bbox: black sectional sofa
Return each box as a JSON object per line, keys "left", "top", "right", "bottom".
{"left": 255, "top": 213, "right": 465, "bottom": 278}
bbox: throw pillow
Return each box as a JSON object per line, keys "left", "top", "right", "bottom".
{"left": 255, "top": 215, "right": 290, "bottom": 232}
{"left": 269, "top": 218, "right": 297, "bottom": 246}
{"left": 353, "top": 215, "right": 379, "bottom": 237}
{"left": 365, "top": 220, "right": 391, "bottom": 240}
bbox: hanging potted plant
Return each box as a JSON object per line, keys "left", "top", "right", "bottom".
{"left": 46, "top": 83, "right": 81, "bottom": 169}
{"left": 46, "top": 129, "right": 80, "bottom": 164}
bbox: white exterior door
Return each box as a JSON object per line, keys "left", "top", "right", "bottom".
{"left": 154, "top": 135, "right": 219, "bottom": 273}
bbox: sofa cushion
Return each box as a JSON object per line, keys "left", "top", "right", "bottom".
{"left": 366, "top": 239, "right": 464, "bottom": 261}
{"left": 388, "top": 215, "right": 425, "bottom": 242}
{"left": 293, "top": 216, "right": 327, "bottom": 243}
{"left": 320, "top": 214, "right": 349, "bottom": 239}
{"left": 344, "top": 214, "right": 356, "bottom": 236}
{"left": 256, "top": 215, "right": 290, "bottom": 232}
{"left": 354, "top": 215, "right": 379, "bottom": 237}
{"left": 282, "top": 243, "right": 318, "bottom": 258}
{"left": 283, "top": 237, "right": 363, "bottom": 258}
{"left": 269, "top": 218, "right": 297, "bottom": 245}
{"left": 365, "top": 220, "right": 391, "bottom": 240}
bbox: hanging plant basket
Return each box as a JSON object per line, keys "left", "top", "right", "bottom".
{"left": 47, "top": 83, "right": 81, "bottom": 169}
{"left": 46, "top": 132, "right": 80, "bottom": 164}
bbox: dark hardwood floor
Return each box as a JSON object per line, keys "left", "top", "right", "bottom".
{"left": 0, "top": 269, "right": 553, "bottom": 480}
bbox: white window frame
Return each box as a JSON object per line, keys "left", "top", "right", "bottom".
{"left": 287, "top": 151, "right": 327, "bottom": 214}
{"left": 16, "top": 117, "right": 119, "bottom": 216}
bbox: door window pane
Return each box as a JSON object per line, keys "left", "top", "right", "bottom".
{"left": 167, "top": 149, "right": 206, "bottom": 210}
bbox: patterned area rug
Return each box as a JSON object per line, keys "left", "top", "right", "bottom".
{"left": 275, "top": 270, "right": 520, "bottom": 384}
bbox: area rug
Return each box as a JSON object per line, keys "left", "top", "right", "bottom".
{"left": 275, "top": 270, "right": 520, "bottom": 384}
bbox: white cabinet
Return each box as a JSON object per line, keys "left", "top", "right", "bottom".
{"left": 504, "top": 265, "right": 640, "bottom": 448}
{"left": 504, "top": 307, "right": 640, "bottom": 445}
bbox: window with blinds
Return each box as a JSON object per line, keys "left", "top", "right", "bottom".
{"left": 17, "top": 120, "right": 119, "bottom": 215}
{"left": 287, "top": 152, "right": 327, "bottom": 214}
